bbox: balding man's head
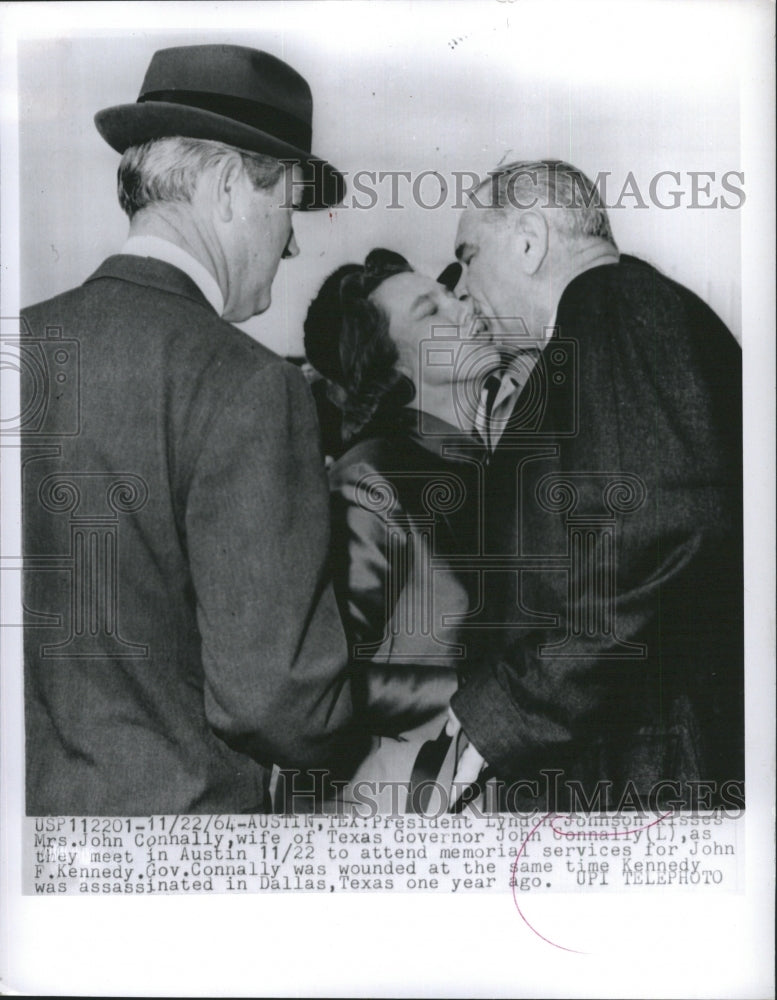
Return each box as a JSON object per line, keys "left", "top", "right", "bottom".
{"left": 471, "top": 160, "right": 616, "bottom": 245}
{"left": 119, "top": 136, "right": 301, "bottom": 322}
{"left": 455, "top": 160, "right": 619, "bottom": 344}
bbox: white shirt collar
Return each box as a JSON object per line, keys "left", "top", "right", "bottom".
{"left": 489, "top": 252, "right": 621, "bottom": 424}
{"left": 121, "top": 235, "right": 225, "bottom": 317}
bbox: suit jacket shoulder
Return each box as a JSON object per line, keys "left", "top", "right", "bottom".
{"left": 22, "top": 254, "right": 307, "bottom": 495}
{"left": 21, "top": 254, "right": 363, "bottom": 815}
{"left": 24, "top": 254, "right": 284, "bottom": 378}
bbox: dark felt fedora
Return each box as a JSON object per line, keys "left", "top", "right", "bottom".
{"left": 94, "top": 44, "right": 345, "bottom": 209}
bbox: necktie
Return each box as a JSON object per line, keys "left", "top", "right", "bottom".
{"left": 473, "top": 373, "right": 502, "bottom": 451}
{"left": 486, "top": 350, "right": 544, "bottom": 449}
{"left": 407, "top": 723, "right": 453, "bottom": 813}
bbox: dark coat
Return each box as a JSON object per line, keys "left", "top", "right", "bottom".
{"left": 22, "top": 255, "right": 366, "bottom": 815}
{"left": 277, "top": 410, "right": 483, "bottom": 812}
{"left": 328, "top": 410, "right": 483, "bottom": 735}
{"left": 451, "top": 255, "right": 744, "bottom": 810}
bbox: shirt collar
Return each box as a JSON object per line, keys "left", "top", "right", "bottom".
{"left": 120, "top": 235, "right": 224, "bottom": 317}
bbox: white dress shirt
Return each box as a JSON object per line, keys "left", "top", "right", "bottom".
{"left": 121, "top": 235, "right": 225, "bottom": 317}
{"left": 474, "top": 319, "right": 557, "bottom": 452}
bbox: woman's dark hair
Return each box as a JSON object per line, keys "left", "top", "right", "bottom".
{"left": 304, "top": 248, "right": 417, "bottom": 442}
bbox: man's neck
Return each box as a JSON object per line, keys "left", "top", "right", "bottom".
{"left": 566, "top": 239, "right": 620, "bottom": 280}
{"left": 124, "top": 211, "right": 225, "bottom": 316}
{"left": 128, "top": 208, "right": 224, "bottom": 295}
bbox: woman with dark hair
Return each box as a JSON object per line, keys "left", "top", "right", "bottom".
{"left": 303, "top": 249, "right": 500, "bottom": 810}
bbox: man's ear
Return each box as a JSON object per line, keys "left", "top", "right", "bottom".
{"left": 514, "top": 210, "right": 549, "bottom": 276}
{"left": 211, "top": 154, "right": 244, "bottom": 224}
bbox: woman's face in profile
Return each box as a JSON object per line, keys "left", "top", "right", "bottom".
{"left": 370, "top": 271, "right": 500, "bottom": 388}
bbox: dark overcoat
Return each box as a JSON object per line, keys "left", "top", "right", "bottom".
{"left": 451, "top": 255, "right": 744, "bottom": 810}
{"left": 22, "top": 255, "right": 365, "bottom": 815}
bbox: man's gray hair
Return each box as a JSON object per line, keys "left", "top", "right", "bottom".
{"left": 478, "top": 160, "right": 616, "bottom": 246}
{"left": 117, "top": 136, "right": 285, "bottom": 218}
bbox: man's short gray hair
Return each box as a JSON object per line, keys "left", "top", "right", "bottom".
{"left": 477, "top": 160, "right": 616, "bottom": 246}
{"left": 117, "top": 136, "right": 285, "bottom": 218}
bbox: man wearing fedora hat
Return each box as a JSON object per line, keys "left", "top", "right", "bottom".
{"left": 22, "top": 44, "right": 366, "bottom": 815}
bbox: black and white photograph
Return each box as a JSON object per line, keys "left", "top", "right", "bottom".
{"left": 1, "top": 1, "right": 774, "bottom": 996}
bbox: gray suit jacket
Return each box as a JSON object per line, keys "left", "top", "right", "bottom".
{"left": 22, "top": 254, "right": 366, "bottom": 815}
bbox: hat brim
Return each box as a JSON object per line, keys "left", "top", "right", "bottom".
{"left": 95, "top": 101, "right": 345, "bottom": 210}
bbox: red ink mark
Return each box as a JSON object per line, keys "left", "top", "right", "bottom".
{"left": 549, "top": 811, "right": 672, "bottom": 840}
{"left": 511, "top": 810, "right": 674, "bottom": 954}
{"left": 511, "top": 813, "right": 587, "bottom": 954}
{"left": 329, "top": 212, "right": 334, "bottom": 221}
